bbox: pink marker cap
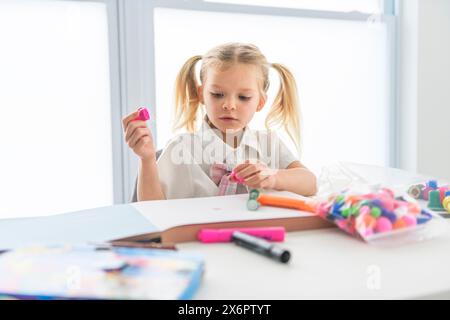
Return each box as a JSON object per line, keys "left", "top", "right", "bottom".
{"left": 197, "top": 227, "right": 285, "bottom": 243}
{"left": 134, "top": 107, "right": 150, "bottom": 121}
{"left": 230, "top": 170, "right": 245, "bottom": 184}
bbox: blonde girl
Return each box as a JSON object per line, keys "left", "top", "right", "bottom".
{"left": 122, "top": 43, "right": 317, "bottom": 200}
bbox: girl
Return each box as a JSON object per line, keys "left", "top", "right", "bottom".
{"left": 122, "top": 43, "right": 317, "bottom": 201}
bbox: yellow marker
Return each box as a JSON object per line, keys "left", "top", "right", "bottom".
{"left": 443, "top": 196, "right": 450, "bottom": 213}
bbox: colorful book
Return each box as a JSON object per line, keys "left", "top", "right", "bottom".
{"left": 0, "top": 244, "right": 204, "bottom": 300}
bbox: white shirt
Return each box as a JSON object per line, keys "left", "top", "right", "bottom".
{"left": 157, "top": 118, "right": 299, "bottom": 199}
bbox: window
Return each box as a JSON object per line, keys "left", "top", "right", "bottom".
{"left": 0, "top": 0, "right": 114, "bottom": 218}
{"left": 152, "top": 2, "right": 394, "bottom": 174}
{"left": 0, "top": 0, "right": 397, "bottom": 217}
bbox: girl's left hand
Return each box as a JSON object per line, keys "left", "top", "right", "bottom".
{"left": 232, "top": 159, "right": 278, "bottom": 189}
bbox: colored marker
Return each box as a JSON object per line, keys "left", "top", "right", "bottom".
{"left": 133, "top": 107, "right": 150, "bottom": 121}
{"left": 257, "top": 194, "right": 317, "bottom": 213}
{"left": 198, "top": 227, "right": 285, "bottom": 243}
{"left": 231, "top": 231, "right": 291, "bottom": 263}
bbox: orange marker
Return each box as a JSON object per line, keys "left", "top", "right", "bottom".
{"left": 256, "top": 194, "right": 317, "bottom": 213}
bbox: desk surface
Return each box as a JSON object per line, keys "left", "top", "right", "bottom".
{"left": 179, "top": 222, "right": 450, "bottom": 299}
{"left": 178, "top": 163, "right": 450, "bottom": 300}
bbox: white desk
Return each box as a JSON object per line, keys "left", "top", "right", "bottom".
{"left": 2, "top": 162, "right": 446, "bottom": 299}
{"left": 179, "top": 224, "right": 450, "bottom": 299}
{"left": 176, "top": 163, "right": 450, "bottom": 299}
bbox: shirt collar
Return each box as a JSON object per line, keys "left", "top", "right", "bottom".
{"left": 200, "top": 117, "right": 261, "bottom": 154}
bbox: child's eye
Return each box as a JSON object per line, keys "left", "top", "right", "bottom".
{"left": 210, "top": 92, "right": 224, "bottom": 98}
{"left": 210, "top": 92, "right": 251, "bottom": 101}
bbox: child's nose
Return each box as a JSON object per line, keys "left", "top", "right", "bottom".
{"left": 222, "top": 98, "right": 237, "bottom": 110}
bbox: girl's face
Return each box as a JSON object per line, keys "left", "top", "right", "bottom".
{"left": 198, "top": 63, "right": 266, "bottom": 134}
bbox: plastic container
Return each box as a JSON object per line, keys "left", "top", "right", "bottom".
{"left": 315, "top": 187, "right": 447, "bottom": 246}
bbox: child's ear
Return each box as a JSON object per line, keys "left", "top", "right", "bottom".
{"left": 197, "top": 86, "right": 204, "bottom": 105}
{"left": 256, "top": 94, "right": 267, "bottom": 112}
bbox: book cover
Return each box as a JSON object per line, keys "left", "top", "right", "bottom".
{"left": 0, "top": 244, "right": 204, "bottom": 300}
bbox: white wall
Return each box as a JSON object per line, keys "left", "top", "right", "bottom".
{"left": 398, "top": 0, "right": 450, "bottom": 180}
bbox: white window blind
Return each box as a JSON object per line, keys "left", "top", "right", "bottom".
{"left": 153, "top": 7, "right": 390, "bottom": 174}
{"left": 0, "top": 0, "right": 114, "bottom": 218}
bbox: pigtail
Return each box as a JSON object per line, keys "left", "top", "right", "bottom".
{"left": 267, "top": 63, "right": 301, "bottom": 155}
{"left": 173, "top": 55, "right": 203, "bottom": 133}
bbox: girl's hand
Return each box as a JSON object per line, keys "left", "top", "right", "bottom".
{"left": 122, "top": 111, "right": 156, "bottom": 160}
{"left": 232, "top": 159, "right": 278, "bottom": 189}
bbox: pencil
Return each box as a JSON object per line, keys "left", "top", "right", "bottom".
{"left": 92, "top": 241, "right": 177, "bottom": 250}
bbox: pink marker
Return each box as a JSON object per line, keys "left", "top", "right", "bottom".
{"left": 197, "top": 227, "right": 285, "bottom": 243}
{"left": 133, "top": 107, "right": 150, "bottom": 121}
{"left": 230, "top": 170, "right": 245, "bottom": 184}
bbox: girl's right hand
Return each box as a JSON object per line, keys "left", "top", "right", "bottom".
{"left": 122, "top": 111, "right": 156, "bottom": 160}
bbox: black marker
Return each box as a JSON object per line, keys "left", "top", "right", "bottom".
{"left": 231, "top": 231, "right": 291, "bottom": 263}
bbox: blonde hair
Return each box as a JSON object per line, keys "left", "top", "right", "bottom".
{"left": 173, "top": 42, "right": 301, "bottom": 153}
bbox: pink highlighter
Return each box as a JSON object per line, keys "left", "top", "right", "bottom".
{"left": 197, "top": 227, "right": 285, "bottom": 243}
{"left": 133, "top": 107, "right": 150, "bottom": 121}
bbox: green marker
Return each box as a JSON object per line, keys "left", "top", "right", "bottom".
{"left": 428, "top": 190, "right": 444, "bottom": 211}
